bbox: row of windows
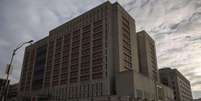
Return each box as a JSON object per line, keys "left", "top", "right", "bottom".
{"left": 121, "top": 15, "right": 132, "bottom": 70}
{"left": 52, "top": 38, "right": 62, "bottom": 86}
{"left": 69, "top": 30, "right": 80, "bottom": 83}
{"left": 92, "top": 20, "right": 103, "bottom": 79}
{"left": 80, "top": 75, "right": 90, "bottom": 81}
{"left": 45, "top": 41, "right": 54, "bottom": 85}
{"left": 44, "top": 16, "right": 106, "bottom": 86}
{"left": 83, "top": 25, "right": 91, "bottom": 32}
{"left": 20, "top": 49, "right": 35, "bottom": 92}
{"left": 68, "top": 83, "right": 104, "bottom": 98}
{"left": 52, "top": 80, "right": 59, "bottom": 86}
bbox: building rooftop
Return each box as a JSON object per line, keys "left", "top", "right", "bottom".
{"left": 159, "top": 67, "right": 190, "bottom": 84}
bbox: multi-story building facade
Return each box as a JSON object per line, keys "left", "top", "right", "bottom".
{"left": 18, "top": 1, "right": 175, "bottom": 101}
{"left": 19, "top": 2, "right": 140, "bottom": 100}
{"left": 137, "top": 30, "right": 159, "bottom": 81}
{"left": 19, "top": 37, "right": 48, "bottom": 100}
{"left": 159, "top": 68, "right": 193, "bottom": 101}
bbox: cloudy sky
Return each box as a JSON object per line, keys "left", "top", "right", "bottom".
{"left": 0, "top": 0, "right": 201, "bottom": 99}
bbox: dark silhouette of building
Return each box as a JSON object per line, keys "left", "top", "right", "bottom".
{"left": 0, "top": 78, "right": 8, "bottom": 101}
{"left": 194, "top": 98, "right": 201, "bottom": 101}
{"left": 7, "top": 83, "right": 19, "bottom": 101}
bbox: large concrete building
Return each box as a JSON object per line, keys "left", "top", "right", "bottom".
{"left": 19, "top": 2, "right": 139, "bottom": 100}
{"left": 159, "top": 68, "right": 193, "bottom": 101}
{"left": 18, "top": 1, "right": 174, "bottom": 101}
{"left": 137, "top": 30, "right": 159, "bottom": 81}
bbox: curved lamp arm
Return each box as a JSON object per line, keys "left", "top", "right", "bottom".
{"left": 8, "top": 40, "right": 34, "bottom": 72}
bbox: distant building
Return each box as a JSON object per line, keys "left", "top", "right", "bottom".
{"left": 0, "top": 78, "right": 8, "bottom": 101}
{"left": 159, "top": 68, "right": 193, "bottom": 101}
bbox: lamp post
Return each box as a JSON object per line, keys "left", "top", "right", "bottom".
{"left": 3, "top": 40, "right": 33, "bottom": 101}
{"left": 156, "top": 84, "right": 162, "bottom": 101}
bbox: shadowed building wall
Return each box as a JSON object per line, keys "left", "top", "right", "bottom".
{"left": 0, "top": 78, "right": 7, "bottom": 101}
{"left": 19, "top": 37, "right": 48, "bottom": 100}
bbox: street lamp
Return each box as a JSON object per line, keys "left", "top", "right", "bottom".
{"left": 156, "top": 84, "right": 162, "bottom": 101}
{"left": 3, "top": 40, "right": 34, "bottom": 101}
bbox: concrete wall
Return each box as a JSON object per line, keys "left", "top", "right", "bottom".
{"left": 116, "top": 71, "right": 134, "bottom": 97}
{"left": 134, "top": 72, "right": 156, "bottom": 101}
{"left": 162, "top": 84, "right": 174, "bottom": 101}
